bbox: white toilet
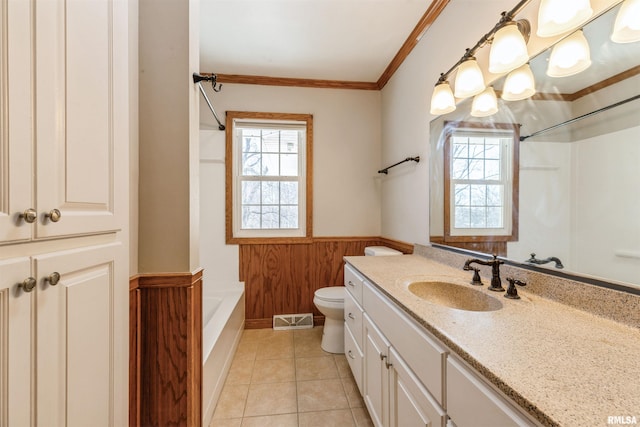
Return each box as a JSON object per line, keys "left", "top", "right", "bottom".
{"left": 314, "top": 245, "right": 402, "bottom": 353}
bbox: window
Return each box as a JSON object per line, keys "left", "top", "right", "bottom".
{"left": 226, "top": 111, "right": 313, "bottom": 242}
{"left": 443, "top": 122, "right": 519, "bottom": 242}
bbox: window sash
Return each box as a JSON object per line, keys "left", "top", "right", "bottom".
{"left": 232, "top": 119, "right": 307, "bottom": 238}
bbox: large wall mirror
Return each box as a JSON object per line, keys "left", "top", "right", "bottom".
{"left": 430, "top": 1, "right": 640, "bottom": 289}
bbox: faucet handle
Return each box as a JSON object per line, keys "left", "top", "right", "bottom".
{"left": 470, "top": 268, "right": 483, "bottom": 286}
{"left": 504, "top": 277, "right": 527, "bottom": 299}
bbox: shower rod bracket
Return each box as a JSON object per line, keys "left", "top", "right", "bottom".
{"left": 193, "top": 73, "right": 225, "bottom": 130}
{"left": 378, "top": 156, "right": 420, "bottom": 174}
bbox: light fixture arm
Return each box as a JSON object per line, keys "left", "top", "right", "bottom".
{"left": 435, "top": 0, "right": 531, "bottom": 85}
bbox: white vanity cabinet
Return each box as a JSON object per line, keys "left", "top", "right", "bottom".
{"left": 344, "top": 264, "right": 366, "bottom": 392}
{"left": 345, "top": 262, "right": 540, "bottom": 427}
{"left": 446, "top": 357, "right": 535, "bottom": 427}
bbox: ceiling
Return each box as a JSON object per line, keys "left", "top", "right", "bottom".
{"left": 199, "top": 0, "right": 434, "bottom": 83}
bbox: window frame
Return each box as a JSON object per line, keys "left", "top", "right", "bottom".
{"left": 225, "top": 111, "right": 313, "bottom": 244}
{"left": 443, "top": 121, "right": 519, "bottom": 244}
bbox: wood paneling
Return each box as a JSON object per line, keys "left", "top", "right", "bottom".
{"left": 240, "top": 237, "right": 412, "bottom": 328}
{"left": 430, "top": 236, "right": 507, "bottom": 257}
{"left": 129, "top": 270, "right": 203, "bottom": 427}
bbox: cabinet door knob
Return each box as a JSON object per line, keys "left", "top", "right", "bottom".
{"left": 348, "top": 312, "right": 355, "bottom": 320}
{"left": 348, "top": 350, "right": 355, "bottom": 359}
{"left": 347, "top": 280, "right": 355, "bottom": 287}
{"left": 19, "top": 208, "right": 38, "bottom": 224}
{"left": 46, "top": 272, "right": 61, "bottom": 286}
{"left": 19, "top": 277, "right": 37, "bottom": 293}
{"left": 45, "top": 209, "right": 62, "bottom": 223}
{"left": 379, "top": 353, "right": 387, "bottom": 361}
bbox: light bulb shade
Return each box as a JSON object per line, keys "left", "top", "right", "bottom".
{"left": 611, "top": 0, "right": 640, "bottom": 43}
{"left": 537, "top": 0, "right": 593, "bottom": 37}
{"left": 502, "top": 64, "right": 536, "bottom": 101}
{"left": 547, "top": 30, "right": 591, "bottom": 77}
{"left": 454, "top": 58, "right": 485, "bottom": 98}
{"left": 430, "top": 82, "right": 456, "bottom": 115}
{"left": 489, "top": 22, "right": 529, "bottom": 74}
{"left": 471, "top": 87, "right": 498, "bottom": 117}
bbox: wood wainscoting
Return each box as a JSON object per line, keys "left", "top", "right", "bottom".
{"left": 129, "top": 270, "right": 203, "bottom": 427}
{"left": 240, "top": 237, "right": 413, "bottom": 328}
{"left": 429, "top": 236, "right": 507, "bottom": 257}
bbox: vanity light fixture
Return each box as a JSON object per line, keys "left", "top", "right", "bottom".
{"left": 428, "top": 0, "right": 532, "bottom": 116}
{"left": 547, "top": 30, "right": 592, "bottom": 77}
{"left": 611, "top": 0, "right": 640, "bottom": 43}
{"left": 430, "top": 81, "right": 457, "bottom": 115}
{"left": 502, "top": 63, "right": 536, "bottom": 101}
{"left": 454, "top": 57, "right": 486, "bottom": 98}
{"left": 537, "top": 0, "right": 593, "bottom": 37}
{"left": 471, "top": 87, "right": 499, "bottom": 117}
{"left": 489, "top": 20, "right": 531, "bottom": 74}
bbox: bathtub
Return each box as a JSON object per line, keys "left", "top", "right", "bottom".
{"left": 202, "top": 283, "right": 245, "bottom": 426}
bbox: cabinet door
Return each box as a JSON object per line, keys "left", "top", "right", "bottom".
{"left": 34, "top": 243, "right": 124, "bottom": 427}
{"left": 363, "top": 313, "right": 390, "bottom": 427}
{"left": 0, "top": 257, "right": 33, "bottom": 426}
{"left": 389, "top": 347, "right": 446, "bottom": 427}
{"left": 34, "top": 0, "right": 127, "bottom": 238}
{"left": 0, "top": 0, "right": 33, "bottom": 243}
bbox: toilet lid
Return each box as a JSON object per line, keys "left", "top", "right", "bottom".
{"left": 314, "top": 286, "right": 344, "bottom": 302}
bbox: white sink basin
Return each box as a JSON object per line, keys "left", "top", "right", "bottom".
{"left": 408, "top": 281, "right": 503, "bottom": 312}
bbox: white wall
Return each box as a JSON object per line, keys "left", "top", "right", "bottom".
{"left": 380, "top": 0, "right": 515, "bottom": 244}
{"left": 199, "top": 84, "right": 382, "bottom": 287}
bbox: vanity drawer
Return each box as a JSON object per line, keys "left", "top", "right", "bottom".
{"left": 345, "top": 323, "right": 364, "bottom": 394}
{"left": 344, "top": 289, "right": 363, "bottom": 349}
{"left": 363, "top": 281, "right": 446, "bottom": 405}
{"left": 447, "top": 357, "right": 537, "bottom": 427}
{"left": 344, "top": 263, "right": 364, "bottom": 305}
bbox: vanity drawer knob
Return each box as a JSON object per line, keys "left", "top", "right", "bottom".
{"left": 347, "top": 280, "right": 355, "bottom": 287}
{"left": 46, "top": 272, "right": 61, "bottom": 286}
{"left": 19, "top": 208, "right": 38, "bottom": 224}
{"left": 348, "top": 350, "right": 355, "bottom": 359}
{"left": 45, "top": 209, "right": 62, "bottom": 223}
{"left": 18, "top": 277, "right": 37, "bottom": 293}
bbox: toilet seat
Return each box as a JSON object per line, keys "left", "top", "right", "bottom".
{"left": 314, "top": 287, "right": 344, "bottom": 302}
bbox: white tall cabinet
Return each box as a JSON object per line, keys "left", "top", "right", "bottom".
{"left": 0, "top": 0, "right": 130, "bottom": 426}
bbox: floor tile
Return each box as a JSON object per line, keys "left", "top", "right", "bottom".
{"left": 295, "top": 356, "right": 339, "bottom": 381}
{"left": 342, "top": 374, "right": 365, "bottom": 408}
{"left": 251, "top": 358, "right": 296, "bottom": 383}
{"left": 240, "top": 413, "right": 298, "bottom": 427}
{"left": 297, "top": 379, "right": 350, "bottom": 412}
{"left": 212, "top": 384, "right": 248, "bottom": 420}
{"left": 209, "top": 418, "right": 242, "bottom": 427}
{"left": 225, "top": 359, "right": 255, "bottom": 385}
{"left": 352, "top": 407, "right": 375, "bottom": 427}
{"left": 244, "top": 382, "right": 297, "bottom": 417}
{"left": 334, "top": 354, "right": 351, "bottom": 378}
{"left": 298, "top": 409, "right": 356, "bottom": 427}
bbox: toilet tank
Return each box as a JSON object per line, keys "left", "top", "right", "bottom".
{"left": 364, "top": 246, "right": 402, "bottom": 256}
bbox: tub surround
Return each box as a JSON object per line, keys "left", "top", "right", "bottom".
{"left": 344, "top": 248, "right": 640, "bottom": 426}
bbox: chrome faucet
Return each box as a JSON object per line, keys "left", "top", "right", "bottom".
{"left": 526, "top": 253, "right": 564, "bottom": 269}
{"left": 463, "top": 254, "right": 505, "bottom": 292}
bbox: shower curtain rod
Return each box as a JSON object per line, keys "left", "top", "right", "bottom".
{"left": 193, "top": 73, "right": 226, "bottom": 131}
{"left": 520, "top": 94, "right": 640, "bottom": 141}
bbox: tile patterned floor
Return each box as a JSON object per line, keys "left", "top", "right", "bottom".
{"left": 210, "top": 326, "right": 374, "bottom": 427}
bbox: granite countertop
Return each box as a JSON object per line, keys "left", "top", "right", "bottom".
{"left": 344, "top": 254, "right": 640, "bottom": 427}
